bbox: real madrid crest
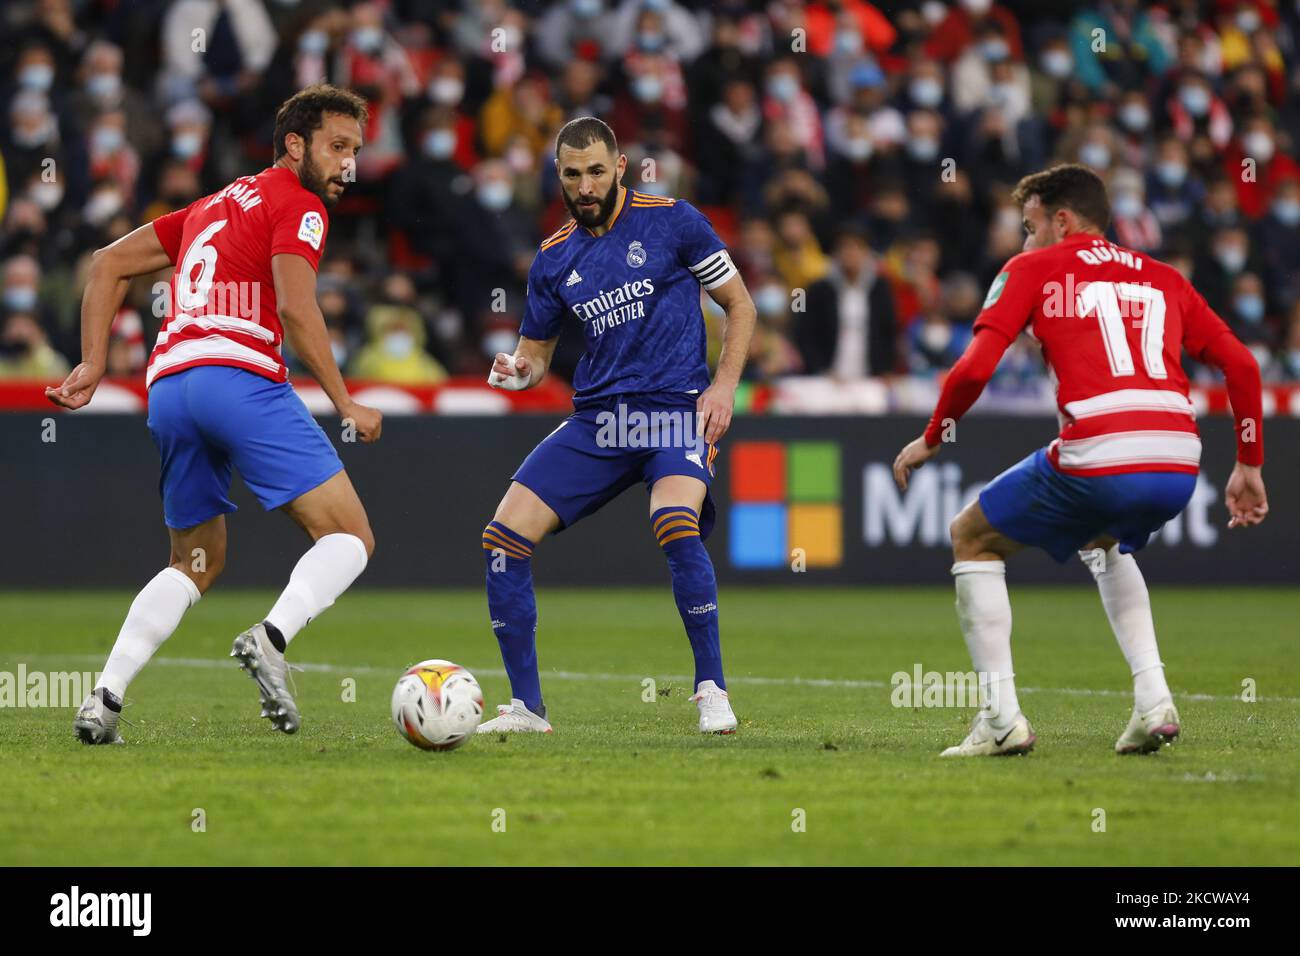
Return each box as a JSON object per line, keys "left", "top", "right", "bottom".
{"left": 626, "top": 240, "right": 647, "bottom": 268}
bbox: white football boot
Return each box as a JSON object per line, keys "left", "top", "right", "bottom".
{"left": 73, "top": 687, "right": 125, "bottom": 745}
{"left": 940, "top": 711, "right": 1036, "bottom": 757}
{"left": 1115, "top": 699, "right": 1181, "bottom": 754}
{"left": 690, "top": 680, "right": 737, "bottom": 734}
{"left": 476, "top": 698, "right": 553, "bottom": 734}
{"left": 230, "top": 623, "right": 300, "bottom": 734}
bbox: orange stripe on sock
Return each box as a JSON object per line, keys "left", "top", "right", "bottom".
{"left": 652, "top": 509, "right": 698, "bottom": 535}
{"left": 658, "top": 529, "right": 700, "bottom": 546}
{"left": 482, "top": 532, "right": 531, "bottom": 559}
{"left": 655, "top": 518, "right": 699, "bottom": 540}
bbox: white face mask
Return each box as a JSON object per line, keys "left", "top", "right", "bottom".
{"left": 1041, "top": 50, "right": 1072, "bottom": 79}
{"left": 909, "top": 77, "right": 943, "bottom": 108}
{"left": 1079, "top": 142, "right": 1111, "bottom": 170}
{"left": 429, "top": 77, "right": 464, "bottom": 105}
{"left": 382, "top": 330, "right": 415, "bottom": 358}
{"left": 1112, "top": 192, "right": 1142, "bottom": 219}
{"left": 84, "top": 190, "right": 123, "bottom": 226}
{"left": 30, "top": 182, "right": 64, "bottom": 211}
{"left": 1243, "top": 131, "right": 1275, "bottom": 163}
{"left": 86, "top": 73, "right": 122, "bottom": 102}
{"left": 483, "top": 331, "right": 517, "bottom": 358}
{"left": 477, "top": 181, "right": 512, "bottom": 211}
{"left": 921, "top": 321, "right": 952, "bottom": 351}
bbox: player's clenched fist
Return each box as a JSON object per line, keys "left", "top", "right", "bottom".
{"left": 1225, "top": 463, "right": 1268, "bottom": 529}
{"left": 341, "top": 401, "right": 383, "bottom": 443}
{"left": 488, "top": 352, "right": 535, "bottom": 391}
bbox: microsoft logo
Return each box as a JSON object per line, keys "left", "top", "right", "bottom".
{"left": 728, "top": 441, "right": 842, "bottom": 569}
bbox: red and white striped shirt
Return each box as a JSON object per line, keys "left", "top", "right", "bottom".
{"left": 925, "top": 232, "right": 1263, "bottom": 475}
{"left": 146, "top": 166, "right": 329, "bottom": 388}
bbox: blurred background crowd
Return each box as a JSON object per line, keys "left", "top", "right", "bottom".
{"left": 3, "top": 0, "right": 1300, "bottom": 398}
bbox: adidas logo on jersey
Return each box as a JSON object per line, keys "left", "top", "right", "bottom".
{"left": 566, "top": 269, "right": 583, "bottom": 286}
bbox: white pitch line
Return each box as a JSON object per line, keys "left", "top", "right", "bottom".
{"left": 17, "top": 654, "right": 1300, "bottom": 705}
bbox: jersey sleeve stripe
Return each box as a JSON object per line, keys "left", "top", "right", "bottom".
{"left": 689, "top": 249, "right": 738, "bottom": 290}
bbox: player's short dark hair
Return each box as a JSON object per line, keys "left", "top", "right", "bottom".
{"left": 1011, "top": 164, "right": 1111, "bottom": 231}
{"left": 273, "top": 84, "right": 369, "bottom": 160}
{"left": 554, "top": 116, "right": 618, "bottom": 162}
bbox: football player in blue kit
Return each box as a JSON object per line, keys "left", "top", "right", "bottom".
{"left": 479, "top": 117, "right": 756, "bottom": 735}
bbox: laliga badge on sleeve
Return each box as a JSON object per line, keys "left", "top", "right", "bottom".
{"left": 298, "top": 211, "right": 324, "bottom": 250}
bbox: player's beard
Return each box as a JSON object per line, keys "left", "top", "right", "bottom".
{"left": 564, "top": 179, "right": 619, "bottom": 229}
{"left": 299, "top": 150, "right": 344, "bottom": 207}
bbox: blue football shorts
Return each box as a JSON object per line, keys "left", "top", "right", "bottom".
{"left": 978, "top": 448, "right": 1197, "bottom": 563}
{"left": 511, "top": 395, "right": 718, "bottom": 537}
{"left": 147, "top": 365, "right": 344, "bottom": 530}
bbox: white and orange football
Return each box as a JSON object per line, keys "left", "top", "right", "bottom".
{"left": 390, "top": 660, "right": 484, "bottom": 751}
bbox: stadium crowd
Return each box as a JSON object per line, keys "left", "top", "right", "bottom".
{"left": 3, "top": 0, "right": 1300, "bottom": 395}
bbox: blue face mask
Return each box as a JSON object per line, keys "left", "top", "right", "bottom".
{"left": 86, "top": 73, "right": 121, "bottom": 101}
{"left": 92, "top": 127, "right": 125, "bottom": 154}
{"left": 423, "top": 129, "right": 455, "bottom": 159}
{"left": 478, "top": 181, "right": 512, "bottom": 211}
{"left": 299, "top": 30, "right": 329, "bottom": 56}
{"left": 910, "top": 78, "right": 943, "bottom": 108}
{"left": 1234, "top": 294, "right": 1265, "bottom": 323}
{"left": 1155, "top": 161, "right": 1187, "bottom": 187}
{"left": 19, "top": 64, "right": 54, "bottom": 90}
{"left": 4, "top": 287, "right": 38, "bottom": 312}
{"left": 637, "top": 31, "right": 665, "bottom": 52}
{"left": 1272, "top": 199, "right": 1300, "bottom": 227}
{"left": 1179, "top": 85, "right": 1210, "bottom": 117}
{"left": 767, "top": 75, "right": 799, "bottom": 103}
{"left": 633, "top": 75, "right": 664, "bottom": 102}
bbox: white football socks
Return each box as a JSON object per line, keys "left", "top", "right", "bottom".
{"left": 1083, "top": 545, "right": 1171, "bottom": 712}
{"left": 99, "top": 567, "right": 202, "bottom": 699}
{"left": 264, "top": 533, "right": 369, "bottom": 646}
{"left": 952, "top": 560, "right": 1020, "bottom": 729}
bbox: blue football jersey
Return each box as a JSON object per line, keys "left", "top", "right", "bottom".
{"left": 520, "top": 189, "right": 738, "bottom": 407}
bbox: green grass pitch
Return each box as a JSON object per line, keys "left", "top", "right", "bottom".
{"left": 1, "top": 587, "right": 1296, "bottom": 866}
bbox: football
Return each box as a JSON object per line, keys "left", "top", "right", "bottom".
{"left": 390, "top": 660, "right": 485, "bottom": 751}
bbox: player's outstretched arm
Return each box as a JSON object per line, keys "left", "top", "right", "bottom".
{"left": 893, "top": 328, "right": 1012, "bottom": 490}
{"left": 697, "top": 273, "right": 756, "bottom": 444}
{"left": 272, "top": 253, "right": 382, "bottom": 443}
{"left": 488, "top": 335, "right": 557, "bottom": 391}
{"left": 45, "top": 223, "right": 174, "bottom": 409}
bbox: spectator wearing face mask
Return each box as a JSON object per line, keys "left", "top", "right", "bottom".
{"left": 387, "top": 109, "right": 470, "bottom": 271}
{"left": 448, "top": 159, "right": 535, "bottom": 331}
{"left": 606, "top": 0, "right": 707, "bottom": 64}
{"left": 796, "top": 224, "right": 897, "bottom": 379}
{"left": 951, "top": 20, "right": 1024, "bottom": 116}
{"left": 1, "top": 254, "right": 60, "bottom": 346}
{"left": 1108, "top": 167, "right": 1162, "bottom": 252}
{"left": 0, "top": 311, "right": 69, "bottom": 379}
{"left": 349, "top": 305, "right": 448, "bottom": 385}
{"left": 85, "top": 110, "right": 140, "bottom": 209}
{"left": 1223, "top": 115, "right": 1300, "bottom": 219}
{"left": 418, "top": 56, "right": 480, "bottom": 172}
{"left": 70, "top": 41, "right": 163, "bottom": 165}
{"left": 610, "top": 47, "right": 689, "bottom": 153}
{"left": 762, "top": 58, "right": 824, "bottom": 172}
{"left": 1195, "top": 225, "right": 1261, "bottom": 317}
{"left": 159, "top": 0, "right": 277, "bottom": 107}
{"left": 1166, "top": 72, "right": 1233, "bottom": 152}
{"left": 1257, "top": 177, "right": 1300, "bottom": 307}
{"left": 1145, "top": 135, "right": 1204, "bottom": 236}
{"left": 924, "top": 0, "right": 1024, "bottom": 65}
{"left": 1226, "top": 271, "right": 1275, "bottom": 349}
{"left": 2, "top": 90, "right": 77, "bottom": 212}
